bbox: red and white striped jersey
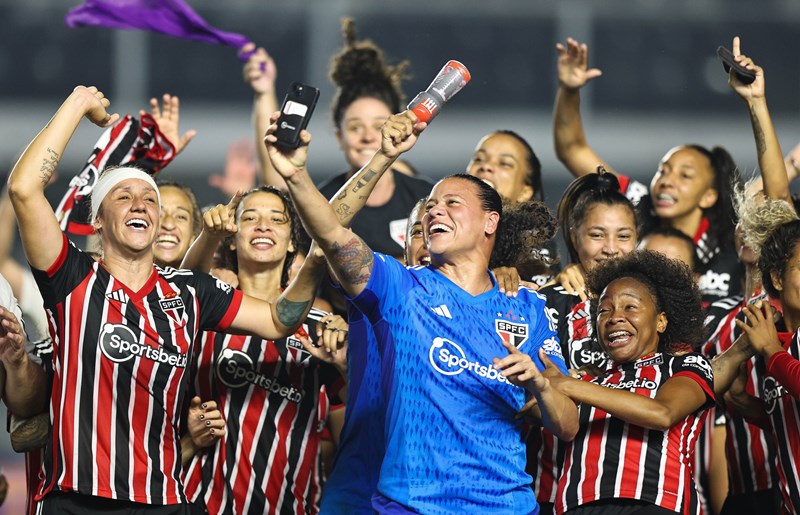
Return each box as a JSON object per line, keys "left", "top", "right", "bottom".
{"left": 702, "top": 294, "right": 779, "bottom": 495}
{"left": 753, "top": 330, "right": 800, "bottom": 515}
{"left": 31, "top": 235, "right": 242, "bottom": 505}
{"left": 182, "top": 307, "right": 344, "bottom": 515}
{"left": 556, "top": 352, "right": 715, "bottom": 514}
{"left": 530, "top": 287, "right": 607, "bottom": 504}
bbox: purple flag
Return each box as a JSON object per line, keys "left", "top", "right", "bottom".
{"left": 65, "top": 0, "right": 254, "bottom": 56}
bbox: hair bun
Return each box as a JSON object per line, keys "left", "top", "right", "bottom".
{"left": 595, "top": 166, "right": 621, "bottom": 192}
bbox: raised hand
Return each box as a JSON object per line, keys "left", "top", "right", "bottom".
{"left": 73, "top": 85, "right": 120, "bottom": 128}
{"left": 380, "top": 111, "right": 427, "bottom": 159}
{"left": 264, "top": 111, "right": 311, "bottom": 181}
{"left": 202, "top": 190, "right": 243, "bottom": 239}
{"left": 728, "top": 36, "right": 765, "bottom": 103}
{"left": 187, "top": 397, "right": 225, "bottom": 449}
{"left": 556, "top": 38, "right": 603, "bottom": 91}
{"left": 735, "top": 300, "right": 783, "bottom": 358}
{"left": 242, "top": 43, "right": 277, "bottom": 95}
{"left": 208, "top": 140, "right": 258, "bottom": 198}
{"left": 147, "top": 93, "right": 197, "bottom": 155}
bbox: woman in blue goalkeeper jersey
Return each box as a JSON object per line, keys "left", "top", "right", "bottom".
{"left": 264, "top": 108, "right": 579, "bottom": 514}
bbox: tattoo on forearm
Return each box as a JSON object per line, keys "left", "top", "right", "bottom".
{"left": 276, "top": 298, "right": 311, "bottom": 327}
{"left": 336, "top": 190, "right": 347, "bottom": 201}
{"left": 331, "top": 236, "right": 374, "bottom": 286}
{"left": 351, "top": 169, "right": 377, "bottom": 193}
{"left": 750, "top": 106, "right": 767, "bottom": 159}
{"left": 39, "top": 148, "right": 60, "bottom": 185}
{"left": 335, "top": 203, "right": 351, "bottom": 222}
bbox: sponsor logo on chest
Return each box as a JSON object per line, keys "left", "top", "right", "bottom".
{"left": 763, "top": 376, "right": 787, "bottom": 415}
{"left": 99, "top": 323, "right": 187, "bottom": 368}
{"left": 216, "top": 348, "right": 304, "bottom": 403}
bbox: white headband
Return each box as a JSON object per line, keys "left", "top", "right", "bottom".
{"left": 91, "top": 168, "right": 160, "bottom": 221}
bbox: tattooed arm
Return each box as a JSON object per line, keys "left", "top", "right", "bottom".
{"left": 264, "top": 110, "right": 425, "bottom": 297}
{"left": 328, "top": 110, "right": 426, "bottom": 227}
{"left": 7, "top": 86, "right": 119, "bottom": 270}
{"left": 729, "top": 37, "right": 790, "bottom": 204}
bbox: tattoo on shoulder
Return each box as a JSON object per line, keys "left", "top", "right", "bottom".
{"left": 351, "top": 169, "right": 378, "bottom": 193}
{"left": 39, "top": 148, "right": 60, "bottom": 185}
{"left": 331, "top": 236, "right": 374, "bottom": 286}
{"left": 276, "top": 298, "right": 311, "bottom": 327}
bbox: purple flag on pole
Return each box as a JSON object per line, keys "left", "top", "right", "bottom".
{"left": 65, "top": 0, "right": 253, "bottom": 55}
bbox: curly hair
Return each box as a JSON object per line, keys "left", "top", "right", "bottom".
{"left": 759, "top": 219, "right": 800, "bottom": 299}
{"left": 557, "top": 167, "right": 638, "bottom": 266}
{"left": 491, "top": 199, "right": 557, "bottom": 272}
{"left": 217, "top": 186, "right": 301, "bottom": 289}
{"left": 638, "top": 145, "right": 741, "bottom": 253}
{"left": 586, "top": 250, "right": 705, "bottom": 353}
{"left": 733, "top": 182, "right": 798, "bottom": 259}
{"left": 329, "top": 17, "right": 410, "bottom": 129}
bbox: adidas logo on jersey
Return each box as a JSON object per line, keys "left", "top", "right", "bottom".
{"left": 106, "top": 289, "right": 129, "bottom": 304}
{"left": 431, "top": 304, "right": 452, "bottom": 318}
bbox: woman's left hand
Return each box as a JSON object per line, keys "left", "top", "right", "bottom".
{"left": 736, "top": 300, "right": 784, "bottom": 359}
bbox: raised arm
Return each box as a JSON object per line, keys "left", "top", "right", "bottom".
{"left": 242, "top": 44, "right": 283, "bottom": 190}
{"left": 264, "top": 110, "right": 425, "bottom": 298}
{"left": 7, "top": 86, "right": 119, "bottom": 271}
{"left": 730, "top": 36, "right": 791, "bottom": 204}
{"left": 553, "top": 38, "right": 618, "bottom": 178}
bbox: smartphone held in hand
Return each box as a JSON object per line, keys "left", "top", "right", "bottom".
{"left": 274, "top": 82, "right": 319, "bottom": 151}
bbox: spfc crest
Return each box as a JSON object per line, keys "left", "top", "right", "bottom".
{"left": 495, "top": 319, "right": 529, "bottom": 348}
{"left": 159, "top": 295, "right": 185, "bottom": 323}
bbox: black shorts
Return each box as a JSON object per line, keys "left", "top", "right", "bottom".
{"left": 41, "top": 492, "right": 193, "bottom": 515}
{"left": 720, "top": 488, "right": 783, "bottom": 515}
{"left": 565, "top": 498, "right": 677, "bottom": 515}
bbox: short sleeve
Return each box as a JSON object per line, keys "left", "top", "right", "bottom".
{"left": 192, "top": 272, "right": 243, "bottom": 331}
{"left": 670, "top": 352, "right": 715, "bottom": 406}
{"left": 30, "top": 233, "right": 94, "bottom": 309}
{"left": 347, "top": 252, "right": 412, "bottom": 324}
{"left": 526, "top": 291, "right": 568, "bottom": 375}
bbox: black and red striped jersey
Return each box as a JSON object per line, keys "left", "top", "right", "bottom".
{"left": 753, "top": 330, "right": 800, "bottom": 515}
{"left": 556, "top": 352, "right": 715, "bottom": 514}
{"left": 182, "top": 307, "right": 344, "bottom": 515}
{"left": 702, "top": 294, "right": 779, "bottom": 495}
{"left": 31, "top": 235, "right": 242, "bottom": 505}
{"left": 618, "top": 174, "right": 744, "bottom": 304}
{"left": 529, "top": 286, "right": 607, "bottom": 503}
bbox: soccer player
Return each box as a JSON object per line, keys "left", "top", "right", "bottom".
{"left": 552, "top": 251, "right": 715, "bottom": 514}
{"left": 6, "top": 86, "right": 325, "bottom": 514}
{"left": 264, "top": 111, "right": 578, "bottom": 513}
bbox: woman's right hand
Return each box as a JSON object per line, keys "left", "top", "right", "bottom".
{"left": 73, "top": 85, "right": 120, "bottom": 128}
{"left": 202, "top": 191, "right": 243, "bottom": 239}
{"left": 264, "top": 111, "right": 311, "bottom": 181}
{"left": 553, "top": 263, "right": 587, "bottom": 301}
{"left": 555, "top": 38, "right": 603, "bottom": 91}
{"left": 380, "top": 110, "right": 427, "bottom": 159}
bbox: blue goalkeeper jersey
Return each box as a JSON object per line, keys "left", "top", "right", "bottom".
{"left": 320, "top": 306, "right": 385, "bottom": 514}
{"left": 350, "top": 253, "right": 566, "bottom": 514}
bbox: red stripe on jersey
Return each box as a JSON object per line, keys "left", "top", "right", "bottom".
{"left": 704, "top": 297, "right": 778, "bottom": 494}
{"left": 755, "top": 330, "right": 800, "bottom": 514}
{"left": 45, "top": 234, "right": 69, "bottom": 277}
{"left": 557, "top": 353, "right": 711, "bottom": 514}
{"left": 217, "top": 290, "right": 243, "bottom": 331}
